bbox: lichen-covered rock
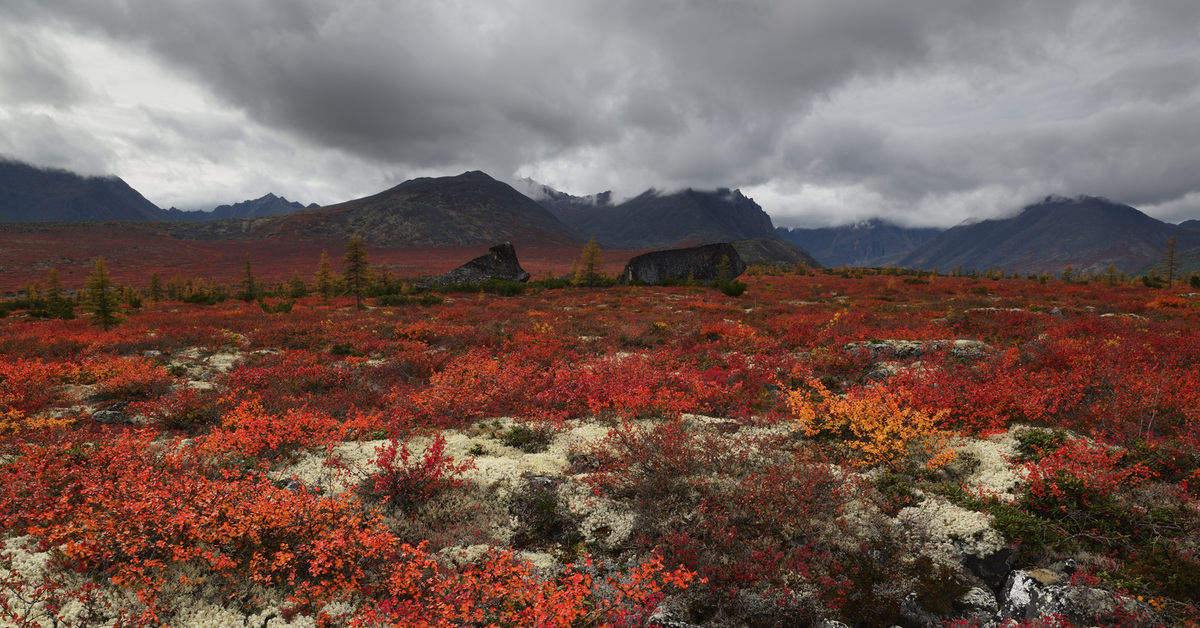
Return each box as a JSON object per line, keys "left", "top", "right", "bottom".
{"left": 998, "top": 570, "right": 1154, "bottom": 626}
{"left": 955, "top": 587, "right": 999, "bottom": 623}
{"left": 93, "top": 409, "right": 130, "bottom": 425}
{"left": 619, "top": 242, "right": 746, "bottom": 285}
{"left": 897, "top": 496, "right": 1006, "bottom": 561}
{"left": 846, "top": 339, "right": 993, "bottom": 360}
{"left": 430, "top": 242, "right": 531, "bottom": 286}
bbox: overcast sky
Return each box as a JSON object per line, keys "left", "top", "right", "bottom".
{"left": 2, "top": 1, "right": 1199, "bottom": 228}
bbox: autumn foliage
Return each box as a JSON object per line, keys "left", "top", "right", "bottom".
{"left": 3, "top": 263, "right": 1200, "bottom": 625}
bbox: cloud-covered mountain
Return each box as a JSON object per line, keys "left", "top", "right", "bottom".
{"left": 0, "top": 159, "right": 164, "bottom": 222}
{"left": 897, "top": 196, "right": 1200, "bottom": 275}
{"left": 537, "top": 184, "right": 781, "bottom": 249}
{"left": 776, "top": 220, "right": 942, "bottom": 268}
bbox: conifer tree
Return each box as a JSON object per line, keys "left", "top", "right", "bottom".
{"left": 46, "top": 268, "right": 63, "bottom": 302}
{"left": 315, "top": 250, "right": 334, "bottom": 300}
{"left": 86, "top": 257, "right": 122, "bottom": 330}
{"left": 574, "top": 238, "right": 604, "bottom": 286}
{"left": 1161, "top": 234, "right": 1178, "bottom": 288}
{"left": 241, "top": 253, "right": 258, "bottom": 301}
{"left": 342, "top": 234, "right": 372, "bottom": 310}
{"left": 148, "top": 271, "right": 164, "bottom": 302}
{"left": 288, "top": 271, "right": 308, "bottom": 298}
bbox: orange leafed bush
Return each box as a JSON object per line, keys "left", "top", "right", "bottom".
{"left": 787, "top": 377, "right": 956, "bottom": 470}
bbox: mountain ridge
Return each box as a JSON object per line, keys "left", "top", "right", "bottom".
{"left": 898, "top": 195, "right": 1200, "bottom": 274}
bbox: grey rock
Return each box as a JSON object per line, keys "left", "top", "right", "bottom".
{"left": 901, "top": 591, "right": 942, "bottom": 628}
{"left": 962, "top": 546, "right": 1014, "bottom": 593}
{"left": 813, "top": 621, "right": 852, "bottom": 628}
{"left": 848, "top": 338, "right": 992, "bottom": 361}
{"left": 950, "top": 339, "right": 991, "bottom": 358}
{"left": 142, "top": 350, "right": 163, "bottom": 358}
{"left": 956, "top": 587, "right": 999, "bottom": 623}
{"left": 999, "top": 570, "right": 1152, "bottom": 626}
{"left": 93, "top": 410, "right": 130, "bottom": 425}
{"left": 619, "top": 242, "right": 746, "bottom": 285}
{"left": 430, "top": 242, "right": 531, "bottom": 287}
{"left": 646, "top": 609, "right": 701, "bottom": 628}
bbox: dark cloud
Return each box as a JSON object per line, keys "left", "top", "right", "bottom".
{"left": 1, "top": 0, "right": 1198, "bottom": 225}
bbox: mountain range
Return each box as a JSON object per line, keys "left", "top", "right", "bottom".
{"left": 531, "top": 183, "right": 780, "bottom": 249}
{"left": 777, "top": 220, "right": 942, "bottom": 268}
{"left": 3, "top": 158, "right": 1199, "bottom": 277}
{"left": 0, "top": 160, "right": 316, "bottom": 222}
{"left": 897, "top": 196, "right": 1200, "bottom": 275}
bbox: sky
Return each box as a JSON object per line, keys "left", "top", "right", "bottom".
{"left": 1, "top": 1, "right": 1199, "bottom": 228}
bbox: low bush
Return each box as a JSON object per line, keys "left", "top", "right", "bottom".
{"left": 363, "top": 433, "right": 475, "bottom": 516}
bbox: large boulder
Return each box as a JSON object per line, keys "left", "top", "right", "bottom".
{"left": 619, "top": 242, "right": 746, "bottom": 285}
{"left": 998, "top": 570, "right": 1154, "bottom": 626}
{"left": 430, "top": 242, "right": 531, "bottom": 286}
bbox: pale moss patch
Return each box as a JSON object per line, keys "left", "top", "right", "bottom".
{"left": 898, "top": 495, "right": 1005, "bottom": 560}
{"left": 559, "top": 480, "right": 636, "bottom": 549}
{"left": 951, "top": 427, "right": 1027, "bottom": 503}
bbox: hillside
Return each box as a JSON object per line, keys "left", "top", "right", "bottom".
{"left": 0, "top": 159, "right": 164, "bottom": 222}
{"left": 898, "top": 195, "right": 1200, "bottom": 275}
{"left": 539, "top": 185, "right": 780, "bottom": 248}
{"left": 777, "top": 220, "right": 941, "bottom": 267}
{"left": 160, "top": 171, "right": 582, "bottom": 247}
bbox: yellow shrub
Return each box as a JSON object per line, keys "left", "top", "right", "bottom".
{"left": 787, "top": 379, "right": 956, "bottom": 471}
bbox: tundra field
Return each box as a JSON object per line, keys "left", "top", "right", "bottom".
{"left": 2, "top": 262, "right": 1200, "bottom": 627}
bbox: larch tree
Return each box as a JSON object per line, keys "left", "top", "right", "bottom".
{"left": 574, "top": 238, "right": 604, "bottom": 286}
{"left": 315, "top": 250, "right": 334, "bottom": 300}
{"left": 241, "top": 253, "right": 258, "bottom": 301}
{"left": 85, "top": 257, "right": 122, "bottom": 330}
{"left": 342, "top": 234, "right": 372, "bottom": 310}
{"left": 1161, "top": 234, "right": 1178, "bottom": 288}
{"left": 148, "top": 271, "right": 164, "bottom": 302}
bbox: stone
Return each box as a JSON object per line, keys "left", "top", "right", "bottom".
{"left": 430, "top": 242, "right": 531, "bottom": 287}
{"left": 950, "top": 340, "right": 991, "bottom": 358}
{"left": 619, "top": 242, "right": 746, "bottom": 285}
{"left": 647, "top": 609, "right": 701, "bottom": 628}
{"left": 962, "top": 547, "right": 1015, "bottom": 593}
{"left": 998, "top": 570, "right": 1152, "bottom": 626}
{"left": 93, "top": 410, "right": 130, "bottom": 425}
{"left": 955, "top": 587, "right": 999, "bottom": 623}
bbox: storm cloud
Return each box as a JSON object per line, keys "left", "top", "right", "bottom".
{"left": 1, "top": 0, "right": 1198, "bottom": 226}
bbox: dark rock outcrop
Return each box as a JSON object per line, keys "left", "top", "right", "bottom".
{"left": 620, "top": 243, "right": 746, "bottom": 285}
{"left": 430, "top": 242, "right": 531, "bottom": 286}
{"left": 729, "top": 237, "right": 821, "bottom": 269}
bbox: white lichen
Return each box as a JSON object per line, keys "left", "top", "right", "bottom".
{"left": 952, "top": 428, "right": 1027, "bottom": 502}
{"left": 898, "top": 496, "right": 1005, "bottom": 560}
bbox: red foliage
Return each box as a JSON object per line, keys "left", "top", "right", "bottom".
{"left": 365, "top": 433, "right": 475, "bottom": 513}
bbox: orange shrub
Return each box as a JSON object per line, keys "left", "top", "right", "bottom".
{"left": 787, "top": 378, "right": 956, "bottom": 470}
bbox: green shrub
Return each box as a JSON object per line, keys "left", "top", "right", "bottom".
{"left": 717, "top": 280, "right": 747, "bottom": 297}
{"left": 1015, "top": 429, "right": 1070, "bottom": 461}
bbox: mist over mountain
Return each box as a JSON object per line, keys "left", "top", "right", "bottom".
{"left": 531, "top": 181, "right": 780, "bottom": 248}
{"left": 0, "top": 159, "right": 164, "bottom": 222}
{"left": 898, "top": 195, "right": 1200, "bottom": 275}
{"left": 776, "top": 220, "right": 942, "bottom": 268}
